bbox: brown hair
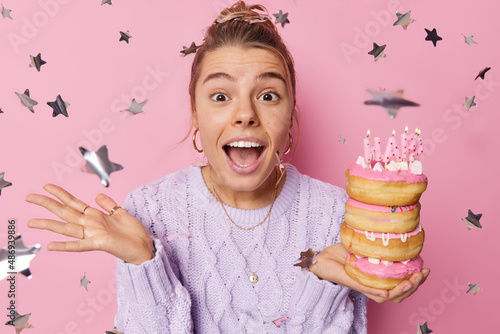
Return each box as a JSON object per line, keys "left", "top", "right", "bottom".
{"left": 188, "top": 1, "right": 299, "bottom": 135}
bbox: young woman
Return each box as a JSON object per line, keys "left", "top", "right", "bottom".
{"left": 26, "top": 2, "right": 429, "bottom": 333}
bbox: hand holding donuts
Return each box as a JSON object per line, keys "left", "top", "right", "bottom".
{"left": 25, "top": 184, "right": 154, "bottom": 265}
{"left": 308, "top": 243, "right": 430, "bottom": 304}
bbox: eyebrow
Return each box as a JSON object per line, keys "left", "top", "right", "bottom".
{"left": 202, "top": 71, "right": 286, "bottom": 85}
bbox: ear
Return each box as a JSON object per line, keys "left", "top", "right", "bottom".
{"left": 192, "top": 110, "right": 199, "bottom": 128}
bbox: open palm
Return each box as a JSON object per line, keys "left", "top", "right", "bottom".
{"left": 26, "top": 184, "right": 154, "bottom": 265}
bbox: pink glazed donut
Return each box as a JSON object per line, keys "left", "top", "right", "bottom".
{"left": 345, "top": 252, "right": 423, "bottom": 290}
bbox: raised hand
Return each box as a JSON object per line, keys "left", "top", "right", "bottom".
{"left": 25, "top": 184, "right": 154, "bottom": 265}
{"left": 308, "top": 243, "right": 430, "bottom": 303}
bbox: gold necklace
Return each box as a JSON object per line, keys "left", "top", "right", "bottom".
{"left": 211, "top": 169, "right": 278, "bottom": 283}
{"left": 212, "top": 182, "right": 277, "bottom": 231}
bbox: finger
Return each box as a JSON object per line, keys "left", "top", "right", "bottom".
{"left": 43, "top": 184, "right": 88, "bottom": 213}
{"left": 28, "top": 218, "right": 84, "bottom": 239}
{"left": 26, "top": 193, "right": 79, "bottom": 222}
{"left": 95, "top": 193, "right": 123, "bottom": 215}
{"left": 390, "top": 272, "right": 425, "bottom": 303}
{"left": 47, "top": 239, "right": 96, "bottom": 252}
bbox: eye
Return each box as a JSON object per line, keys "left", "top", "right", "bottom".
{"left": 258, "top": 91, "right": 279, "bottom": 102}
{"left": 210, "top": 93, "right": 229, "bottom": 102}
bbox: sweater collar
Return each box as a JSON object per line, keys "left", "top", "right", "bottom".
{"left": 190, "top": 165, "right": 299, "bottom": 227}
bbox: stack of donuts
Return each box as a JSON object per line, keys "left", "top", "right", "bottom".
{"left": 340, "top": 130, "right": 428, "bottom": 290}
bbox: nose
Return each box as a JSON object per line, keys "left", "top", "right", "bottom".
{"left": 232, "top": 98, "right": 259, "bottom": 127}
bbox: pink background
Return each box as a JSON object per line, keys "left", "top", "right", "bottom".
{"left": 0, "top": 0, "right": 498, "bottom": 332}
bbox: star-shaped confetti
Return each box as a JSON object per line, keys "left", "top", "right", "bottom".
{"left": 273, "top": 9, "right": 289, "bottom": 27}
{"left": 105, "top": 327, "right": 123, "bottom": 334}
{"left": 1, "top": 235, "right": 41, "bottom": 280}
{"left": 393, "top": 10, "right": 415, "bottom": 30}
{"left": 29, "top": 53, "right": 46, "bottom": 72}
{"left": 79, "top": 145, "right": 124, "bottom": 187}
{"left": 101, "top": 0, "right": 112, "bottom": 5}
{"left": 293, "top": 248, "right": 317, "bottom": 269}
{"left": 466, "top": 282, "right": 482, "bottom": 295}
{"left": 462, "top": 34, "right": 478, "bottom": 46}
{"left": 475, "top": 66, "right": 491, "bottom": 80}
{"left": 463, "top": 96, "right": 477, "bottom": 111}
{"left": 425, "top": 28, "right": 442, "bottom": 47}
{"left": 180, "top": 42, "right": 201, "bottom": 57}
{"left": 47, "top": 94, "right": 70, "bottom": 117}
{"left": 4, "top": 310, "right": 34, "bottom": 333}
{"left": 368, "top": 43, "right": 386, "bottom": 61}
{"left": 339, "top": 135, "right": 346, "bottom": 144}
{"left": 80, "top": 272, "right": 91, "bottom": 291}
{"left": 416, "top": 321, "right": 433, "bottom": 334}
{"left": 122, "top": 98, "right": 148, "bottom": 115}
{"left": 272, "top": 316, "right": 288, "bottom": 328}
{"left": 15, "top": 89, "right": 38, "bottom": 113}
{"left": 461, "top": 209, "right": 482, "bottom": 230}
{"left": 1, "top": 3, "right": 12, "bottom": 20}
{"left": 0, "top": 108, "right": 4, "bottom": 114}
{"left": 119, "top": 30, "right": 131, "bottom": 43}
{"left": 0, "top": 171, "right": 13, "bottom": 196}
{"left": 364, "top": 89, "right": 420, "bottom": 118}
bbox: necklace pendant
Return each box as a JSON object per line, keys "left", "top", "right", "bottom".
{"left": 249, "top": 273, "right": 258, "bottom": 283}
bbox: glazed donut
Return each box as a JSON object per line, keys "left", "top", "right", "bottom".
{"left": 340, "top": 222, "right": 424, "bottom": 261}
{"left": 345, "top": 252, "right": 423, "bottom": 290}
{"left": 345, "top": 164, "right": 428, "bottom": 206}
{"left": 344, "top": 198, "right": 420, "bottom": 233}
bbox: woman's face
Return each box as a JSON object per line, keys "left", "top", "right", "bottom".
{"left": 194, "top": 46, "right": 293, "bottom": 192}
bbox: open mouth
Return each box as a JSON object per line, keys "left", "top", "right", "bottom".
{"left": 223, "top": 141, "right": 265, "bottom": 168}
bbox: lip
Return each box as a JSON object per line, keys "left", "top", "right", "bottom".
{"left": 222, "top": 136, "right": 267, "bottom": 175}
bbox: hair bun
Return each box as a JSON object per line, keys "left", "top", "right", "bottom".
{"left": 215, "top": 1, "right": 271, "bottom": 26}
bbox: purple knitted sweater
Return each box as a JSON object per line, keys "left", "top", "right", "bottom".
{"left": 114, "top": 165, "right": 367, "bottom": 333}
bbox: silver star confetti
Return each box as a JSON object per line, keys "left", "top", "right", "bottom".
{"left": 0, "top": 171, "right": 13, "bottom": 196}
{"left": 5, "top": 310, "right": 34, "bottom": 333}
{"left": 425, "top": 28, "right": 442, "bottom": 47}
{"left": 416, "top": 322, "right": 433, "bottom": 334}
{"left": 80, "top": 272, "right": 91, "bottom": 291}
{"left": 1, "top": 235, "right": 41, "bottom": 280}
{"left": 119, "top": 30, "right": 131, "bottom": 43}
{"left": 461, "top": 209, "right": 482, "bottom": 230}
{"left": 462, "top": 34, "right": 478, "bottom": 46}
{"left": 393, "top": 10, "right": 415, "bottom": 30}
{"left": 368, "top": 43, "right": 386, "bottom": 61}
{"left": 47, "top": 94, "right": 70, "bottom": 117}
{"left": 29, "top": 53, "right": 46, "bottom": 72}
{"left": 122, "top": 98, "right": 148, "bottom": 114}
{"left": 1, "top": 3, "right": 12, "bottom": 19}
{"left": 79, "top": 145, "right": 124, "bottom": 187}
{"left": 273, "top": 9, "right": 289, "bottom": 27}
{"left": 101, "top": 0, "right": 112, "bottom": 5}
{"left": 293, "top": 248, "right": 317, "bottom": 269}
{"left": 15, "top": 89, "right": 38, "bottom": 113}
{"left": 180, "top": 42, "right": 201, "bottom": 57}
{"left": 339, "top": 135, "right": 346, "bottom": 144}
{"left": 466, "top": 282, "right": 482, "bottom": 295}
{"left": 463, "top": 96, "right": 477, "bottom": 111}
{"left": 475, "top": 66, "right": 491, "bottom": 80}
{"left": 364, "top": 89, "right": 420, "bottom": 118}
{"left": 105, "top": 327, "right": 123, "bottom": 334}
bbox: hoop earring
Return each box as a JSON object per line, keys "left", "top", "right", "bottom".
{"left": 192, "top": 128, "right": 203, "bottom": 153}
{"left": 283, "top": 132, "right": 293, "bottom": 155}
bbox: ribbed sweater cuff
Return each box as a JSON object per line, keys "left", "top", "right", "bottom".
{"left": 117, "top": 239, "right": 179, "bottom": 306}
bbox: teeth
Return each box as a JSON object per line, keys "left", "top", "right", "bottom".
{"left": 227, "top": 141, "right": 263, "bottom": 148}
{"left": 368, "top": 257, "right": 380, "bottom": 265}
